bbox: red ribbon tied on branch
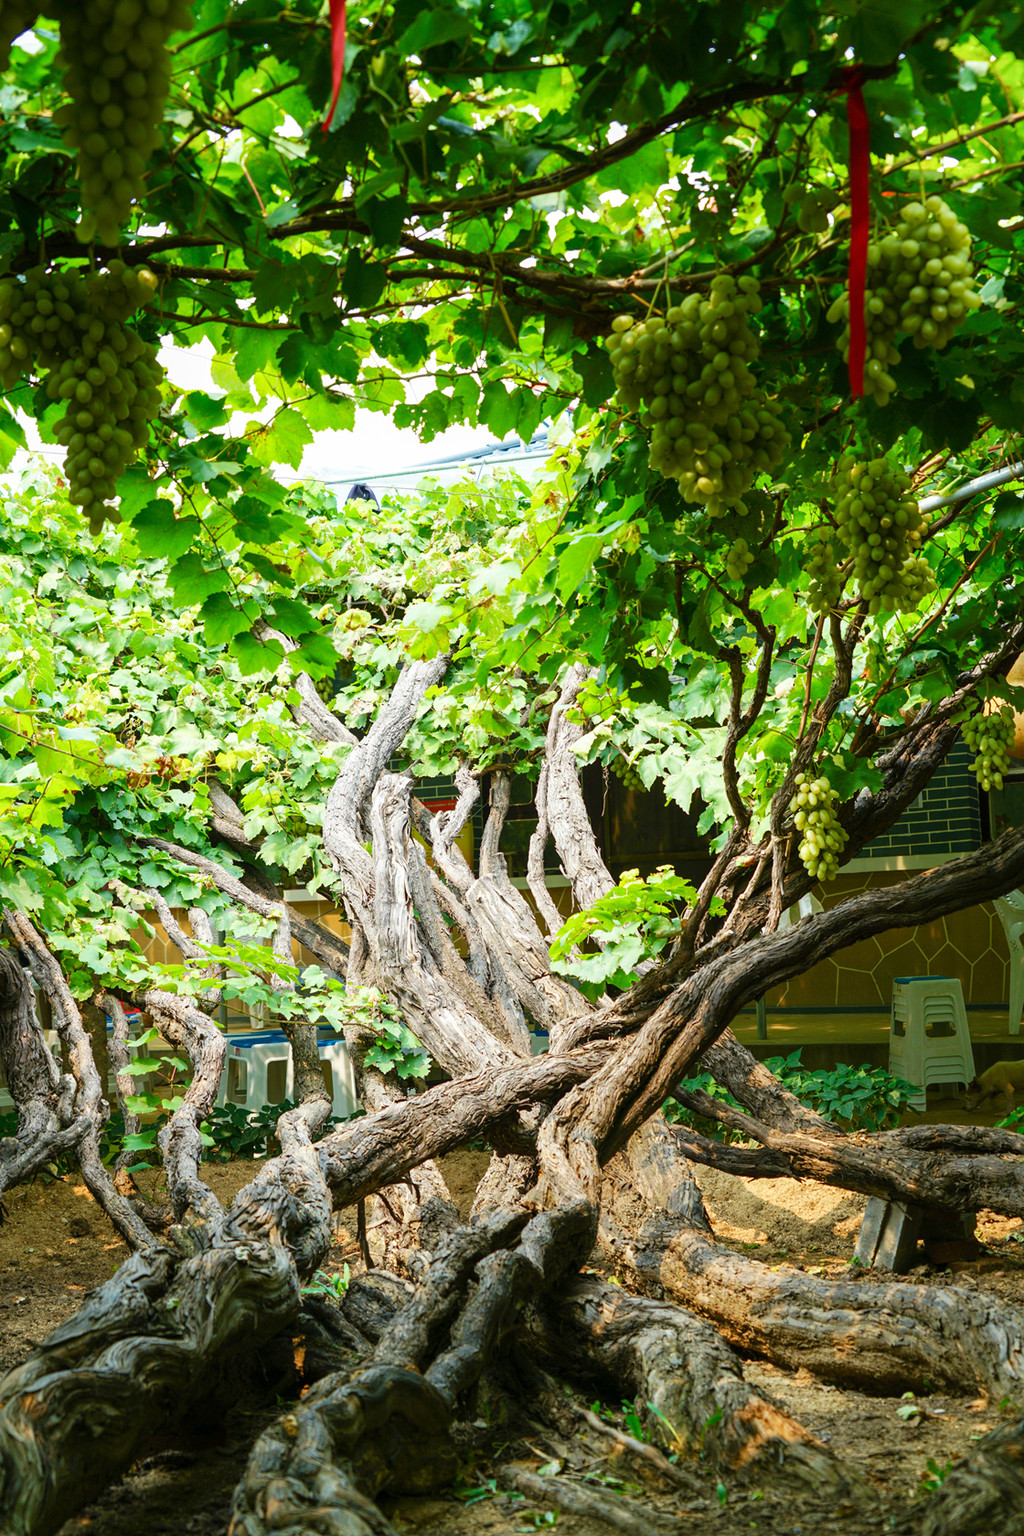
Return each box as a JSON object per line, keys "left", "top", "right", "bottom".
{"left": 843, "top": 67, "right": 870, "bottom": 400}
{"left": 322, "top": 0, "right": 347, "bottom": 133}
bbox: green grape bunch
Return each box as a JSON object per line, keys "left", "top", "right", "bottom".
{"left": 832, "top": 455, "right": 935, "bottom": 614}
{"left": 827, "top": 196, "right": 981, "bottom": 406}
{"left": 45, "top": 0, "right": 193, "bottom": 246}
{"left": 789, "top": 771, "right": 848, "bottom": 881}
{"left": 724, "top": 536, "right": 754, "bottom": 582}
{"left": 0, "top": 261, "right": 163, "bottom": 532}
{"left": 603, "top": 274, "right": 788, "bottom": 515}
{"left": 608, "top": 753, "right": 644, "bottom": 792}
{"left": 962, "top": 704, "right": 1016, "bottom": 792}
{"left": 805, "top": 534, "right": 843, "bottom": 615}
{"left": 796, "top": 187, "right": 840, "bottom": 234}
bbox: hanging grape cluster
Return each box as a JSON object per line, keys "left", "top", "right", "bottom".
{"left": 14, "top": 0, "right": 193, "bottom": 246}
{"left": 603, "top": 275, "right": 789, "bottom": 515}
{"left": 789, "top": 771, "right": 848, "bottom": 881}
{"left": 0, "top": 261, "right": 163, "bottom": 533}
{"left": 827, "top": 196, "right": 981, "bottom": 407}
{"left": 805, "top": 535, "right": 843, "bottom": 615}
{"left": 724, "top": 537, "right": 754, "bottom": 582}
{"left": 832, "top": 455, "right": 935, "bottom": 614}
{"left": 608, "top": 754, "right": 644, "bottom": 792}
{"left": 962, "top": 705, "right": 1015, "bottom": 792}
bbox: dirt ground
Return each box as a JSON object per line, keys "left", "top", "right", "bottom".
{"left": 2, "top": 1147, "right": 1023, "bottom": 1536}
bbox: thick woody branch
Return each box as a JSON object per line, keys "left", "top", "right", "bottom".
{"left": 526, "top": 752, "right": 565, "bottom": 941}
{"left": 365, "top": 773, "right": 522, "bottom": 1075}
{"left": 328, "top": 656, "right": 449, "bottom": 856}
{"left": 97, "top": 992, "right": 153, "bottom": 1203}
{"left": 207, "top": 778, "right": 259, "bottom": 850}
{"left": 140, "top": 990, "right": 225, "bottom": 1223}
{"left": 0, "top": 945, "right": 83, "bottom": 1197}
{"left": 609, "top": 1122, "right": 1024, "bottom": 1401}
{"left": 541, "top": 664, "right": 615, "bottom": 912}
{"left": 4, "top": 911, "right": 155, "bottom": 1251}
{"left": 257, "top": 621, "right": 358, "bottom": 748}
{"left": 136, "top": 837, "right": 349, "bottom": 975}
{"left": 568, "top": 823, "right": 1024, "bottom": 1156}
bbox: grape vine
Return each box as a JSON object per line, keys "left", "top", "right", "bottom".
{"left": 0, "top": 261, "right": 164, "bottom": 533}
{"left": 603, "top": 274, "right": 789, "bottom": 514}
{"left": 827, "top": 196, "right": 981, "bottom": 406}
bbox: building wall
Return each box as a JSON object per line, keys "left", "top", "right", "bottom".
{"left": 766, "top": 742, "right": 1010, "bottom": 1008}
{"left": 858, "top": 742, "right": 983, "bottom": 862}
{"left": 765, "top": 871, "right": 1009, "bottom": 1010}
{"left": 132, "top": 741, "right": 1015, "bottom": 1014}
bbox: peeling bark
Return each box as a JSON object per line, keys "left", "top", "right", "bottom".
{"left": 539, "top": 663, "right": 615, "bottom": 911}
{"left": 605, "top": 1120, "right": 1024, "bottom": 1400}
{"left": 0, "top": 945, "right": 81, "bottom": 1195}
{"left": 526, "top": 1275, "right": 872, "bottom": 1498}
{"left": 5, "top": 912, "right": 155, "bottom": 1249}
{"left": 231, "top": 1192, "right": 593, "bottom": 1536}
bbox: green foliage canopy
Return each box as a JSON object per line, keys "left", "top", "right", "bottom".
{"left": 2, "top": 1, "right": 1024, "bottom": 1005}
{"left": 1, "top": 0, "right": 1023, "bottom": 666}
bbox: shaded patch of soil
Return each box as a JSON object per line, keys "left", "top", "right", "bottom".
{"left": 439, "top": 1146, "right": 492, "bottom": 1219}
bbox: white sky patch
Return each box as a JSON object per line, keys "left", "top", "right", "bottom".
{"left": 160, "top": 334, "right": 218, "bottom": 392}
{"left": 4, "top": 332, "right": 500, "bottom": 496}
{"left": 155, "top": 336, "right": 501, "bottom": 484}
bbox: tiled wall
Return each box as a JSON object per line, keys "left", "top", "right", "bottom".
{"left": 766, "top": 871, "right": 1010, "bottom": 1009}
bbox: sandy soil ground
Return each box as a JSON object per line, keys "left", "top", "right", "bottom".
{"left": 2, "top": 1148, "right": 1022, "bottom": 1536}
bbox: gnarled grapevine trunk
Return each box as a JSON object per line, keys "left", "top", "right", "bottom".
{"left": 602, "top": 1121, "right": 1024, "bottom": 1399}
{"left": 6, "top": 647, "right": 1024, "bottom": 1536}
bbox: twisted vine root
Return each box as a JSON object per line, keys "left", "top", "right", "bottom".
{"left": 231, "top": 1202, "right": 596, "bottom": 1535}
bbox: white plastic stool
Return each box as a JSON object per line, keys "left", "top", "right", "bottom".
{"left": 217, "top": 1030, "right": 356, "bottom": 1120}
{"left": 217, "top": 1031, "right": 291, "bottom": 1111}
{"left": 756, "top": 894, "right": 824, "bottom": 1038}
{"left": 888, "top": 976, "right": 975, "bottom": 1111}
{"left": 994, "top": 890, "right": 1024, "bottom": 1035}
{"left": 291, "top": 1036, "right": 357, "bottom": 1120}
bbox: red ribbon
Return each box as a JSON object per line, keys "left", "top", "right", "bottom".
{"left": 322, "top": 0, "right": 347, "bottom": 132}
{"left": 845, "top": 69, "right": 870, "bottom": 400}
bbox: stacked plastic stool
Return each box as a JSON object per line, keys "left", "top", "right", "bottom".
{"left": 217, "top": 1026, "right": 357, "bottom": 1120}
{"left": 888, "top": 975, "right": 974, "bottom": 1112}
{"left": 994, "top": 889, "right": 1024, "bottom": 1035}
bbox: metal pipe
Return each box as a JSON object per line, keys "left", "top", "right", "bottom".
{"left": 323, "top": 447, "right": 550, "bottom": 486}
{"left": 919, "top": 460, "right": 1024, "bottom": 512}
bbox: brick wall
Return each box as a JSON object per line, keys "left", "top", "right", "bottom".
{"left": 860, "top": 741, "right": 982, "bottom": 860}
